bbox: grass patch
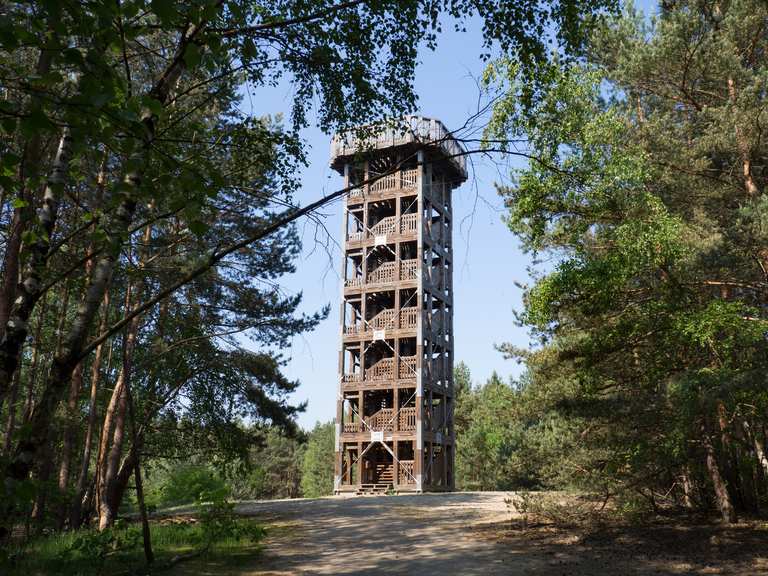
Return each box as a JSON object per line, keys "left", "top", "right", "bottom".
{"left": 3, "top": 517, "right": 265, "bottom": 576}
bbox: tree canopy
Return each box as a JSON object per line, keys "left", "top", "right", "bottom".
{"left": 484, "top": 0, "right": 768, "bottom": 522}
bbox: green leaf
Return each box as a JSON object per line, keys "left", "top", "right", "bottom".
{"left": 1, "top": 152, "right": 21, "bottom": 169}
{"left": 151, "top": 0, "right": 177, "bottom": 25}
{"left": 184, "top": 43, "right": 202, "bottom": 68}
{"left": 20, "top": 108, "right": 56, "bottom": 138}
{"left": 11, "top": 198, "right": 29, "bottom": 209}
{"left": 141, "top": 96, "right": 164, "bottom": 117}
{"left": 189, "top": 220, "right": 208, "bottom": 236}
{"left": 0, "top": 118, "right": 16, "bottom": 134}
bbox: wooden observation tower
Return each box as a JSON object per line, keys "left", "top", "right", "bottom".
{"left": 331, "top": 116, "right": 466, "bottom": 494}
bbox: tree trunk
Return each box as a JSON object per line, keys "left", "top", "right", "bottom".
{"left": 0, "top": 128, "right": 73, "bottom": 404}
{"left": 702, "top": 421, "right": 737, "bottom": 523}
{"left": 744, "top": 420, "right": 768, "bottom": 477}
{"left": 680, "top": 466, "right": 694, "bottom": 509}
{"left": 0, "top": 45, "right": 54, "bottom": 348}
{"left": 98, "top": 282, "right": 141, "bottom": 530}
{"left": 715, "top": 401, "right": 743, "bottom": 510}
{"left": 56, "top": 361, "right": 83, "bottom": 528}
{"left": 2, "top": 369, "right": 21, "bottom": 453}
{"left": 98, "top": 373, "right": 129, "bottom": 531}
{"left": 127, "top": 378, "right": 153, "bottom": 565}
{"left": 70, "top": 290, "right": 110, "bottom": 529}
{"left": 19, "top": 295, "right": 49, "bottom": 425}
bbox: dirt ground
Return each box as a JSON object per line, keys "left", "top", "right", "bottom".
{"left": 192, "top": 491, "right": 768, "bottom": 575}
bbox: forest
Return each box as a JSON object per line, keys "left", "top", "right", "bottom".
{"left": 1, "top": 0, "right": 767, "bottom": 574}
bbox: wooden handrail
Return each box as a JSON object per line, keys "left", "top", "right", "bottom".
{"left": 398, "top": 406, "right": 416, "bottom": 430}
{"left": 400, "top": 259, "right": 417, "bottom": 280}
{"left": 399, "top": 307, "right": 417, "bottom": 329}
{"left": 365, "top": 407, "right": 395, "bottom": 431}
{"left": 400, "top": 213, "right": 417, "bottom": 234}
{"left": 367, "top": 261, "right": 396, "bottom": 284}
{"left": 370, "top": 215, "right": 397, "bottom": 235}
{"left": 399, "top": 355, "right": 416, "bottom": 379}
{"left": 398, "top": 460, "right": 415, "bottom": 484}
{"left": 366, "top": 357, "right": 394, "bottom": 381}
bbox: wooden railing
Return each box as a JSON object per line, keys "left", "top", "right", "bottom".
{"left": 345, "top": 276, "right": 363, "bottom": 288}
{"left": 398, "top": 460, "right": 415, "bottom": 484}
{"left": 346, "top": 307, "right": 414, "bottom": 335}
{"left": 366, "top": 357, "right": 394, "bottom": 381}
{"left": 366, "top": 259, "right": 417, "bottom": 284}
{"left": 370, "top": 215, "right": 396, "bottom": 235}
{"left": 343, "top": 372, "right": 362, "bottom": 383}
{"left": 370, "top": 172, "right": 398, "bottom": 193}
{"left": 344, "top": 322, "right": 362, "bottom": 335}
{"left": 347, "top": 230, "right": 365, "bottom": 241}
{"left": 367, "top": 168, "right": 419, "bottom": 194}
{"left": 398, "top": 407, "right": 416, "bottom": 431}
{"left": 370, "top": 308, "right": 396, "bottom": 330}
{"left": 365, "top": 408, "right": 394, "bottom": 431}
{"left": 343, "top": 421, "right": 360, "bottom": 433}
{"left": 399, "top": 307, "right": 417, "bottom": 329}
{"left": 367, "top": 261, "right": 396, "bottom": 284}
{"left": 401, "top": 168, "right": 418, "bottom": 189}
{"left": 349, "top": 186, "right": 363, "bottom": 198}
{"left": 400, "top": 213, "right": 417, "bottom": 234}
{"left": 331, "top": 116, "right": 466, "bottom": 177}
{"left": 400, "top": 259, "right": 417, "bottom": 280}
{"left": 399, "top": 355, "right": 416, "bottom": 379}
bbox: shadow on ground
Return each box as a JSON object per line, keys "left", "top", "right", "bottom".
{"left": 220, "top": 492, "right": 768, "bottom": 576}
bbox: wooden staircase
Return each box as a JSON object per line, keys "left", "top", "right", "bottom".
{"left": 356, "top": 460, "right": 394, "bottom": 494}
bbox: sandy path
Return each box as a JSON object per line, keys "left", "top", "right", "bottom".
{"left": 230, "top": 492, "right": 768, "bottom": 576}
{"left": 236, "top": 492, "right": 521, "bottom": 575}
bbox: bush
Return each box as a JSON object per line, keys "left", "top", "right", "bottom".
{"left": 146, "top": 464, "right": 229, "bottom": 508}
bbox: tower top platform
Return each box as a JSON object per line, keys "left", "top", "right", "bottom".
{"left": 330, "top": 115, "right": 468, "bottom": 182}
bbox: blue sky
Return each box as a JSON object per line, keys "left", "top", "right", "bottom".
{"left": 250, "top": 2, "right": 658, "bottom": 430}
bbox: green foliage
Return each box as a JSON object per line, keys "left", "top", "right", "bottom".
{"left": 196, "top": 490, "right": 265, "bottom": 552}
{"left": 227, "top": 427, "right": 305, "bottom": 500}
{"left": 146, "top": 464, "right": 229, "bottom": 508}
{"left": 455, "top": 371, "right": 548, "bottom": 491}
{"left": 300, "top": 421, "right": 335, "bottom": 498}
{"left": 3, "top": 517, "right": 265, "bottom": 576}
{"left": 485, "top": 0, "right": 768, "bottom": 519}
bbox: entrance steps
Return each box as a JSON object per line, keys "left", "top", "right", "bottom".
{"left": 356, "top": 483, "right": 392, "bottom": 495}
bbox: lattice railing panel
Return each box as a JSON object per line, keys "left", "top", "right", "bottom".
{"left": 365, "top": 408, "right": 395, "bottom": 431}
{"left": 398, "top": 460, "right": 415, "bottom": 484}
{"left": 370, "top": 172, "right": 398, "bottom": 193}
{"left": 400, "top": 213, "right": 417, "bottom": 235}
{"left": 400, "top": 259, "right": 417, "bottom": 281}
{"left": 398, "top": 407, "right": 416, "bottom": 431}
{"left": 370, "top": 216, "right": 397, "bottom": 235}
{"left": 370, "top": 309, "right": 396, "bottom": 330}
{"left": 399, "top": 355, "right": 417, "bottom": 379}
{"left": 399, "top": 307, "right": 417, "bottom": 329}
{"left": 367, "top": 261, "right": 396, "bottom": 284}
{"left": 343, "top": 421, "right": 360, "bottom": 433}
{"left": 366, "top": 357, "right": 394, "bottom": 381}
{"left": 345, "top": 277, "right": 363, "bottom": 288}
